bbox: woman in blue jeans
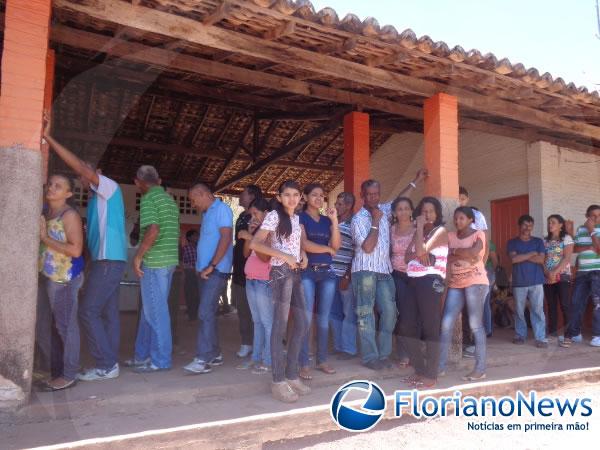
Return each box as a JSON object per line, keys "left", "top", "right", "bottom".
{"left": 237, "top": 198, "right": 273, "bottom": 374}
{"left": 439, "top": 207, "right": 489, "bottom": 381}
{"left": 39, "top": 175, "right": 84, "bottom": 391}
{"left": 298, "top": 183, "right": 341, "bottom": 380}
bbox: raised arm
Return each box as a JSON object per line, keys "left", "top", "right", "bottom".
{"left": 326, "top": 207, "right": 341, "bottom": 252}
{"left": 390, "top": 168, "right": 428, "bottom": 203}
{"left": 360, "top": 208, "right": 383, "bottom": 254}
{"left": 43, "top": 114, "right": 100, "bottom": 187}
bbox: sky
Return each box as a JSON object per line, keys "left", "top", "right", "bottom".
{"left": 310, "top": 0, "right": 599, "bottom": 92}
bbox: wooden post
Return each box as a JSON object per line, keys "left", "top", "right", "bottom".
{"left": 343, "top": 111, "right": 370, "bottom": 210}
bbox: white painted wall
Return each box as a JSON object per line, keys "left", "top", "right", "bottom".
{"left": 329, "top": 129, "right": 600, "bottom": 238}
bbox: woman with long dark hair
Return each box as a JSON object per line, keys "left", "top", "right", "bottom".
{"left": 402, "top": 197, "right": 448, "bottom": 389}
{"left": 298, "top": 183, "right": 340, "bottom": 379}
{"left": 39, "top": 174, "right": 85, "bottom": 391}
{"left": 543, "top": 214, "right": 574, "bottom": 347}
{"left": 237, "top": 198, "right": 273, "bottom": 374}
{"left": 439, "top": 207, "right": 489, "bottom": 381}
{"left": 250, "top": 181, "right": 310, "bottom": 403}
{"left": 390, "top": 196, "right": 415, "bottom": 367}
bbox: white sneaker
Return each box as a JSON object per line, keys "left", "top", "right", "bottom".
{"left": 590, "top": 336, "right": 600, "bottom": 347}
{"left": 572, "top": 334, "right": 583, "bottom": 343}
{"left": 236, "top": 345, "right": 252, "bottom": 358}
{"left": 183, "top": 358, "right": 212, "bottom": 374}
{"left": 124, "top": 357, "right": 150, "bottom": 367}
{"left": 78, "top": 364, "right": 120, "bottom": 381}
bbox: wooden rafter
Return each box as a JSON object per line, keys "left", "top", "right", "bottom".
{"left": 213, "top": 119, "right": 254, "bottom": 187}
{"left": 311, "top": 129, "right": 343, "bottom": 164}
{"left": 202, "top": 1, "right": 232, "bottom": 26}
{"left": 53, "top": 0, "right": 600, "bottom": 141}
{"left": 214, "top": 117, "right": 343, "bottom": 193}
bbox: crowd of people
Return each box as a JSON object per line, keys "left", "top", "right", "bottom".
{"left": 37, "top": 117, "right": 600, "bottom": 402}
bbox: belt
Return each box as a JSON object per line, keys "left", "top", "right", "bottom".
{"left": 310, "top": 263, "right": 331, "bottom": 271}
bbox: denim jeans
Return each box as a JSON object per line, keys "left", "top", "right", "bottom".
{"left": 196, "top": 270, "right": 229, "bottom": 361}
{"left": 36, "top": 277, "right": 63, "bottom": 378}
{"left": 512, "top": 284, "right": 546, "bottom": 341}
{"left": 299, "top": 266, "right": 337, "bottom": 366}
{"left": 270, "top": 265, "right": 308, "bottom": 383}
{"left": 483, "top": 268, "right": 495, "bottom": 336}
{"left": 79, "top": 260, "right": 126, "bottom": 370}
{"left": 330, "top": 276, "right": 357, "bottom": 355}
{"left": 352, "top": 271, "right": 397, "bottom": 364}
{"left": 568, "top": 271, "right": 600, "bottom": 338}
{"left": 246, "top": 279, "right": 274, "bottom": 366}
{"left": 439, "top": 285, "right": 489, "bottom": 374}
{"left": 402, "top": 275, "right": 444, "bottom": 379}
{"left": 135, "top": 265, "right": 175, "bottom": 369}
{"left": 45, "top": 273, "right": 84, "bottom": 381}
{"left": 392, "top": 271, "right": 412, "bottom": 360}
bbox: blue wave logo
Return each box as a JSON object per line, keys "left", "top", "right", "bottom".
{"left": 330, "top": 380, "right": 386, "bottom": 432}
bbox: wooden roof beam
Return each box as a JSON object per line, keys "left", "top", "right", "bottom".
{"left": 263, "top": 21, "right": 296, "bottom": 41}
{"left": 54, "top": 0, "right": 600, "bottom": 141}
{"left": 51, "top": 26, "right": 423, "bottom": 121}
{"left": 213, "top": 115, "right": 344, "bottom": 192}
{"left": 202, "top": 2, "right": 232, "bottom": 26}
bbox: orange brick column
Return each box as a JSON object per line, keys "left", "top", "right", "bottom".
{"left": 343, "top": 112, "right": 370, "bottom": 210}
{"left": 0, "top": 0, "right": 52, "bottom": 409}
{"left": 423, "top": 93, "right": 459, "bottom": 200}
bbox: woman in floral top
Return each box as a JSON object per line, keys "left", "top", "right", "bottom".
{"left": 39, "top": 174, "right": 84, "bottom": 391}
{"left": 543, "top": 214, "right": 574, "bottom": 346}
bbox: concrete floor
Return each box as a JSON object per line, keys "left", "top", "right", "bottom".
{"left": 1, "top": 308, "right": 599, "bottom": 449}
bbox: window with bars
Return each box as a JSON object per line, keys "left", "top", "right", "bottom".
{"left": 73, "top": 186, "right": 89, "bottom": 208}
{"left": 177, "top": 194, "right": 197, "bottom": 215}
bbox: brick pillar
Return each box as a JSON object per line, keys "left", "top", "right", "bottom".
{"left": 343, "top": 112, "right": 370, "bottom": 211}
{"left": 0, "top": 0, "right": 52, "bottom": 411}
{"left": 423, "top": 93, "right": 462, "bottom": 366}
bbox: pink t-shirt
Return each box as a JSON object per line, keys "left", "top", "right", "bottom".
{"left": 244, "top": 250, "right": 271, "bottom": 281}
{"left": 259, "top": 210, "right": 301, "bottom": 266}
{"left": 391, "top": 227, "right": 415, "bottom": 273}
{"left": 447, "top": 230, "right": 489, "bottom": 289}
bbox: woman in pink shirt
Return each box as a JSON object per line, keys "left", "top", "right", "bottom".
{"left": 439, "top": 206, "right": 489, "bottom": 381}
{"left": 237, "top": 198, "right": 273, "bottom": 374}
{"left": 390, "top": 197, "right": 415, "bottom": 368}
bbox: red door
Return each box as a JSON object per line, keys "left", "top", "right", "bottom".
{"left": 491, "top": 194, "right": 529, "bottom": 272}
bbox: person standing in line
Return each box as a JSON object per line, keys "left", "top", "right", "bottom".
{"left": 250, "top": 180, "right": 311, "bottom": 403}
{"left": 458, "top": 187, "right": 489, "bottom": 358}
{"left": 543, "top": 214, "right": 574, "bottom": 344}
{"left": 182, "top": 229, "right": 200, "bottom": 321}
{"left": 236, "top": 198, "right": 273, "bottom": 374}
{"left": 403, "top": 197, "right": 448, "bottom": 389}
{"left": 564, "top": 205, "right": 600, "bottom": 347}
{"left": 507, "top": 215, "right": 548, "bottom": 348}
{"left": 39, "top": 174, "right": 85, "bottom": 390}
{"left": 128, "top": 166, "right": 180, "bottom": 373}
{"left": 298, "top": 183, "right": 341, "bottom": 380}
{"left": 184, "top": 184, "right": 234, "bottom": 374}
{"left": 329, "top": 192, "right": 358, "bottom": 361}
{"left": 232, "top": 185, "right": 263, "bottom": 358}
{"left": 439, "top": 207, "right": 489, "bottom": 382}
{"left": 389, "top": 196, "right": 416, "bottom": 368}
{"left": 351, "top": 169, "right": 427, "bottom": 371}
{"left": 43, "top": 116, "right": 127, "bottom": 382}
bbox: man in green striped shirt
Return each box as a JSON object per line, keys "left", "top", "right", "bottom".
{"left": 567, "top": 204, "right": 600, "bottom": 347}
{"left": 130, "top": 165, "right": 180, "bottom": 372}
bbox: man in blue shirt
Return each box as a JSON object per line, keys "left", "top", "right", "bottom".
{"left": 507, "top": 215, "right": 548, "bottom": 348}
{"left": 184, "top": 184, "right": 234, "bottom": 374}
{"left": 43, "top": 118, "right": 127, "bottom": 381}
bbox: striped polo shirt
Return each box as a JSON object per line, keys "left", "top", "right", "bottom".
{"left": 351, "top": 202, "right": 393, "bottom": 274}
{"left": 139, "top": 186, "right": 180, "bottom": 268}
{"left": 574, "top": 224, "right": 600, "bottom": 272}
{"left": 331, "top": 217, "right": 354, "bottom": 277}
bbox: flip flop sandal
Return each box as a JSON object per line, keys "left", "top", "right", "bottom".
{"left": 402, "top": 375, "right": 421, "bottom": 384}
{"left": 559, "top": 339, "right": 572, "bottom": 348}
{"left": 299, "top": 368, "right": 313, "bottom": 380}
{"left": 44, "top": 379, "right": 77, "bottom": 391}
{"left": 316, "top": 364, "right": 336, "bottom": 374}
{"left": 462, "top": 373, "right": 487, "bottom": 382}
